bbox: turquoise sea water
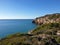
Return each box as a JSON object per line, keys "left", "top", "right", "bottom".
{"left": 0, "top": 19, "right": 36, "bottom": 38}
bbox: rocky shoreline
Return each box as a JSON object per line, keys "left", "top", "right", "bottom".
{"left": 32, "top": 13, "right": 60, "bottom": 25}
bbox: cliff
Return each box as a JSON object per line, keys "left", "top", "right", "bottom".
{"left": 32, "top": 13, "right": 60, "bottom": 25}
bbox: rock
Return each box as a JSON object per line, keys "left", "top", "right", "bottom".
{"left": 57, "top": 30, "right": 60, "bottom": 36}
{"left": 32, "top": 13, "right": 60, "bottom": 25}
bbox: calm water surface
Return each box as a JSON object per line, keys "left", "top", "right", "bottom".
{"left": 0, "top": 19, "right": 36, "bottom": 38}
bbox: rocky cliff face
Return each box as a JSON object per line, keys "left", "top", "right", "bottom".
{"left": 32, "top": 13, "right": 60, "bottom": 25}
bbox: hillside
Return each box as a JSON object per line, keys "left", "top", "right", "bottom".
{"left": 0, "top": 13, "right": 60, "bottom": 45}
{"left": 32, "top": 13, "right": 60, "bottom": 25}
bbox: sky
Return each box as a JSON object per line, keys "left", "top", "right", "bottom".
{"left": 0, "top": 0, "right": 60, "bottom": 19}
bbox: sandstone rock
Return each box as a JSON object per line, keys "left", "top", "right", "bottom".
{"left": 32, "top": 13, "right": 60, "bottom": 25}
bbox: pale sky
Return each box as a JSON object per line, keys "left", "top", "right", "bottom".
{"left": 0, "top": 0, "right": 60, "bottom": 19}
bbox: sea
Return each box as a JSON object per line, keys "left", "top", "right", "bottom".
{"left": 0, "top": 19, "right": 36, "bottom": 38}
